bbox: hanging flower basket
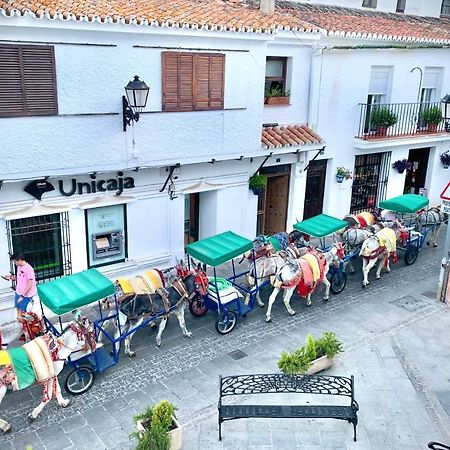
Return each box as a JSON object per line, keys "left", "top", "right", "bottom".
{"left": 440, "top": 151, "right": 450, "bottom": 169}
{"left": 335, "top": 167, "right": 352, "bottom": 183}
{"left": 392, "top": 159, "right": 412, "bottom": 174}
{"left": 336, "top": 174, "right": 345, "bottom": 183}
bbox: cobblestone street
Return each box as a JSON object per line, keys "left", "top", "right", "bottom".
{"left": 2, "top": 232, "right": 450, "bottom": 449}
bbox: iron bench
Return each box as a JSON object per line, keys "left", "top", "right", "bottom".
{"left": 218, "top": 373, "right": 359, "bottom": 442}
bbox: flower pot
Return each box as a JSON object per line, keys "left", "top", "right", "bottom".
{"left": 443, "top": 163, "right": 449, "bottom": 169}
{"left": 306, "top": 356, "right": 335, "bottom": 375}
{"left": 427, "top": 123, "right": 438, "bottom": 133}
{"left": 396, "top": 167, "right": 406, "bottom": 174}
{"left": 336, "top": 174, "right": 345, "bottom": 183}
{"left": 136, "top": 416, "right": 182, "bottom": 450}
{"left": 251, "top": 187, "right": 262, "bottom": 195}
{"left": 264, "top": 96, "right": 290, "bottom": 105}
{"left": 375, "top": 125, "right": 388, "bottom": 137}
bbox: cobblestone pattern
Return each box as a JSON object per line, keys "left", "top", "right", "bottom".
{"left": 0, "top": 243, "right": 444, "bottom": 442}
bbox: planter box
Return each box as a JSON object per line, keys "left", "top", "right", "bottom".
{"left": 136, "top": 416, "right": 182, "bottom": 450}
{"left": 264, "top": 96, "right": 289, "bottom": 105}
{"left": 306, "top": 356, "right": 335, "bottom": 374}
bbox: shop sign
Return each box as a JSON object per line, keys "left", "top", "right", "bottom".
{"left": 24, "top": 174, "right": 135, "bottom": 200}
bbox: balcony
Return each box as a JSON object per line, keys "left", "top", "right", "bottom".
{"left": 356, "top": 101, "right": 448, "bottom": 140}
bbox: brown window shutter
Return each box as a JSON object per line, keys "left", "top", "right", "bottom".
{"left": 0, "top": 46, "right": 24, "bottom": 117}
{"left": 194, "top": 54, "right": 211, "bottom": 111}
{"left": 0, "top": 45, "right": 57, "bottom": 117}
{"left": 162, "top": 52, "right": 194, "bottom": 112}
{"left": 22, "top": 46, "right": 58, "bottom": 116}
{"left": 208, "top": 54, "right": 225, "bottom": 110}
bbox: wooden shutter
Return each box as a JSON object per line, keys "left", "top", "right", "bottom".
{"left": 0, "top": 45, "right": 57, "bottom": 117}
{"left": 162, "top": 52, "right": 224, "bottom": 112}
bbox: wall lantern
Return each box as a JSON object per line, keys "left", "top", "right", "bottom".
{"left": 122, "top": 75, "right": 149, "bottom": 132}
{"left": 442, "top": 94, "right": 450, "bottom": 132}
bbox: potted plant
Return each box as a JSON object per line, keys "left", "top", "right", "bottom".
{"left": 264, "top": 86, "right": 290, "bottom": 105}
{"left": 249, "top": 173, "right": 267, "bottom": 195}
{"left": 278, "top": 332, "right": 343, "bottom": 375}
{"left": 130, "top": 400, "right": 182, "bottom": 450}
{"left": 392, "top": 159, "right": 412, "bottom": 174}
{"left": 336, "top": 167, "right": 352, "bottom": 183}
{"left": 370, "top": 106, "right": 398, "bottom": 136}
{"left": 440, "top": 151, "right": 450, "bottom": 169}
{"left": 420, "top": 106, "right": 443, "bottom": 132}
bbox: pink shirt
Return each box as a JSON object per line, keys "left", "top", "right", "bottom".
{"left": 16, "top": 263, "right": 37, "bottom": 297}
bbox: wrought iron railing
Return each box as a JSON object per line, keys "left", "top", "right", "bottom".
{"left": 357, "top": 101, "right": 447, "bottom": 139}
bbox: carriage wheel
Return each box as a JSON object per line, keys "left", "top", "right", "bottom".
{"left": 189, "top": 297, "right": 208, "bottom": 317}
{"left": 65, "top": 366, "right": 95, "bottom": 395}
{"left": 215, "top": 311, "right": 237, "bottom": 335}
{"left": 404, "top": 247, "right": 418, "bottom": 266}
{"left": 330, "top": 272, "right": 347, "bottom": 295}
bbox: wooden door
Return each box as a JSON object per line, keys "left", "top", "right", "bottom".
{"left": 264, "top": 174, "right": 290, "bottom": 235}
{"left": 404, "top": 148, "right": 430, "bottom": 195}
{"left": 304, "top": 160, "right": 327, "bottom": 219}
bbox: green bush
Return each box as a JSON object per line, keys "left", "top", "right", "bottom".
{"left": 130, "top": 400, "right": 176, "bottom": 450}
{"left": 370, "top": 106, "right": 398, "bottom": 127}
{"left": 278, "top": 332, "right": 343, "bottom": 375}
{"left": 249, "top": 174, "right": 268, "bottom": 190}
{"left": 420, "top": 106, "right": 443, "bottom": 125}
{"left": 265, "top": 86, "right": 290, "bottom": 97}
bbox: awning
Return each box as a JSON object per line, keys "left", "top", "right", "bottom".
{"left": 293, "top": 214, "right": 348, "bottom": 237}
{"left": 186, "top": 231, "right": 253, "bottom": 266}
{"left": 0, "top": 202, "right": 72, "bottom": 220}
{"left": 78, "top": 195, "right": 136, "bottom": 209}
{"left": 379, "top": 194, "right": 429, "bottom": 214}
{"left": 178, "top": 179, "right": 224, "bottom": 194}
{"left": 262, "top": 124, "right": 324, "bottom": 149}
{"left": 38, "top": 269, "right": 115, "bottom": 315}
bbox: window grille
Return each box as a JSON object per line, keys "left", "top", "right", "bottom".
{"left": 350, "top": 152, "right": 391, "bottom": 214}
{"left": 7, "top": 212, "right": 72, "bottom": 284}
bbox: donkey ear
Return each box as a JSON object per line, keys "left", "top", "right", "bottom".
{"left": 202, "top": 263, "right": 207, "bottom": 272}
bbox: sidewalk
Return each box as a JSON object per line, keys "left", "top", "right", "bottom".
{"left": 1, "top": 236, "right": 450, "bottom": 449}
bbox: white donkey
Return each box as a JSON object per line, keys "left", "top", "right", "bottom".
{"left": 265, "top": 243, "right": 345, "bottom": 322}
{"left": 416, "top": 206, "right": 448, "bottom": 247}
{"left": 339, "top": 228, "right": 373, "bottom": 274}
{"left": 0, "top": 315, "right": 97, "bottom": 433}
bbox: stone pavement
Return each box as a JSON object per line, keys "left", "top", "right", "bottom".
{"left": 1, "top": 232, "right": 450, "bottom": 450}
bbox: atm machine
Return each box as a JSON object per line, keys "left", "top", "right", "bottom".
{"left": 91, "top": 231, "right": 122, "bottom": 261}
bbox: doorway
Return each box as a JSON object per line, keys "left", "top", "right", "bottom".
{"left": 257, "top": 165, "right": 290, "bottom": 235}
{"left": 404, "top": 148, "right": 430, "bottom": 195}
{"left": 303, "top": 160, "right": 327, "bottom": 219}
{"left": 184, "top": 193, "right": 199, "bottom": 245}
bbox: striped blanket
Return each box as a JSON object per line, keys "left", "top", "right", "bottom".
{"left": 0, "top": 335, "right": 55, "bottom": 390}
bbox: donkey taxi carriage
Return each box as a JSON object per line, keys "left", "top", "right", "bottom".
{"left": 186, "top": 231, "right": 268, "bottom": 335}
{"left": 292, "top": 214, "right": 349, "bottom": 295}
{"left": 378, "top": 193, "right": 442, "bottom": 266}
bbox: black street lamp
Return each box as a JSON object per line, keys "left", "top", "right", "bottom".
{"left": 122, "top": 75, "right": 149, "bottom": 132}
{"left": 441, "top": 94, "right": 450, "bottom": 132}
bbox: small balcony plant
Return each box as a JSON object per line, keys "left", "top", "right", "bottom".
{"left": 249, "top": 173, "right": 267, "bottom": 195}
{"left": 278, "top": 332, "right": 343, "bottom": 375}
{"left": 392, "top": 159, "right": 412, "bottom": 174}
{"left": 264, "top": 86, "right": 290, "bottom": 105}
{"left": 131, "top": 400, "right": 182, "bottom": 450}
{"left": 370, "top": 106, "right": 398, "bottom": 136}
{"left": 421, "top": 106, "right": 443, "bottom": 132}
{"left": 336, "top": 167, "right": 352, "bottom": 183}
{"left": 440, "top": 151, "right": 450, "bottom": 169}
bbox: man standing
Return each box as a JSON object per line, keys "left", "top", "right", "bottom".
{"left": 3, "top": 254, "right": 37, "bottom": 321}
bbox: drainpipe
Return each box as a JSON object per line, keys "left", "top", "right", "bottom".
{"left": 260, "top": 0, "right": 275, "bottom": 14}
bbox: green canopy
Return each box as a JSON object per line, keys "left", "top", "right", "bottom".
{"left": 186, "top": 231, "right": 253, "bottom": 266}
{"left": 38, "top": 269, "right": 115, "bottom": 315}
{"left": 293, "top": 214, "right": 348, "bottom": 237}
{"left": 379, "top": 194, "right": 429, "bottom": 214}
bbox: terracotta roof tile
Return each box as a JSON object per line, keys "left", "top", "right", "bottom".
{"left": 262, "top": 124, "right": 323, "bottom": 149}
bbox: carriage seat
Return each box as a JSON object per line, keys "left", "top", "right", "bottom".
{"left": 207, "top": 277, "right": 243, "bottom": 305}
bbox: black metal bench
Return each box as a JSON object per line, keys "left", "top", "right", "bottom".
{"left": 218, "top": 373, "right": 359, "bottom": 442}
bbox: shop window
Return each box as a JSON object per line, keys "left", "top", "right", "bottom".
{"left": 0, "top": 45, "right": 58, "bottom": 118}
{"left": 7, "top": 213, "right": 71, "bottom": 283}
{"left": 86, "top": 205, "right": 126, "bottom": 268}
{"left": 441, "top": 0, "right": 450, "bottom": 16}
{"left": 162, "top": 52, "right": 225, "bottom": 112}
{"left": 265, "top": 57, "right": 288, "bottom": 97}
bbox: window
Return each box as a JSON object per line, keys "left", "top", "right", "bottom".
{"left": 0, "top": 45, "right": 58, "bottom": 118}
{"left": 265, "top": 57, "right": 288, "bottom": 95}
{"left": 7, "top": 213, "right": 71, "bottom": 283}
{"left": 441, "top": 0, "right": 450, "bottom": 16}
{"left": 396, "top": 0, "right": 406, "bottom": 13}
{"left": 418, "top": 67, "right": 442, "bottom": 128}
{"left": 362, "top": 0, "right": 377, "bottom": 8}
{"left": 364, "top": 66, "right": 392, "bottom": 132}
{"left": 162, "top": 52, "right": 225, "bottom": 112}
